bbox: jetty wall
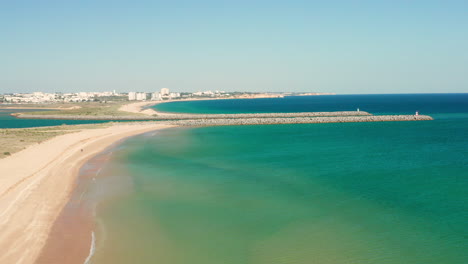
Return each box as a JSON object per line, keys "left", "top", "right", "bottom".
{"left": 153, "top": 111, "right": 371, "bottom": 120}
{"left": 168, "top": 115, "right": 433, "bottom": 126}
{"left": 13, "top": 111, "right": 370, "bottom": 120}
{"left": 11, "top": 112, "right": 433, "bottom": 126}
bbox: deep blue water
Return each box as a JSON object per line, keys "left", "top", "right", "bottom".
{"left": 154, "top": 94, "right": 468, "bottom": 117}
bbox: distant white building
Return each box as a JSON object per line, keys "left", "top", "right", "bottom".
{"left": 1, "top": 91, "right": 125, "bottom": 104}
{"left": 128, "top": 92, "right": 148, "bottom": 101}
{"left": 160, "top": 88, "right": 170, "bottom": 96}
{"left": 136, "top": 92, "right": 147, "bottom": 101}
{"left": 169, "top": 92, "right": 180, "bottom": 99}
{"left": 128, "top": 92, "right": 136, "bottom": 101}
{"left": 193, "top": 90, "right": 214, "bottom": 97}
{"left": 151, "top": 92, "right": 162, "bottom": 101}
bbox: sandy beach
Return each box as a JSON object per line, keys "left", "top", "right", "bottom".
{"left": 118, "top": 99, "right": 207, "bottom": 116}
{"left": 118, "top": 101, "right": 159, "bottom": 116}
{"left": 0, "top": 123, "right": 174, "bottom": 264}
{"left": 118, "top": 97, "right": 262, "bottom": 116}
{"left": 118, "top": 98, "right": 257, "bottom": 116}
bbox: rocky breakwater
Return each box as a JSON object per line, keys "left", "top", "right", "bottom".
{"left": 152, "top": 111, "right": 372, "bottom": 120}
{"left": 12, "top": 111, "right": 371, "bottom": 120}
{"left": 168, "top": 115, "right": 433, "bottom": 126}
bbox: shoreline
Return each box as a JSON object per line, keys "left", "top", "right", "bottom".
{"left": 0, "top": 123, "right": 175, "bottom": 264}
{"left": 36, "top": 141, "right": 123, "bottom": 264}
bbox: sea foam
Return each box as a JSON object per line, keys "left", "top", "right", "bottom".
{"left": 84, "top": 231, "right": 96, "bottom": 264}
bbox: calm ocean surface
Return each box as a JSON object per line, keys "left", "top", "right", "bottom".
{"left": 84, "top": 94, "right": 467, "bottom": 264}
{"left": 153, "top": 93, "right": 468, "bottom": 116}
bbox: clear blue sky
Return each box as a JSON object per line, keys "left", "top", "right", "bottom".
{"left": 1, "top": 0, "right": 467, "bottom": 94}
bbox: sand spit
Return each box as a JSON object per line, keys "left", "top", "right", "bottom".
{"left": 118, "top": 101, "right": 158, "bottom": 116}
{"left": 168, "top": 115, "right": 433, "bottom": 126}
{"left": 118, "top": 97, "right": 285, "bottom": 116}
{"left": 0, "top": 123, "right": 174, "bottom": 264}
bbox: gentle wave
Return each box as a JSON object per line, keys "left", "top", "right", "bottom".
{"left": 84, "top": 231, "right": 96, "bottom": 264}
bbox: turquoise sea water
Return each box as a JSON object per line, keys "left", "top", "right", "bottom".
{"left": 86, "top": 94, "right": 467, "bottom": 264}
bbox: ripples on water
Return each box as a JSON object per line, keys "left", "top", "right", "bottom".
{"left": 86, "top": 94, "right": 467, "bottom": 264}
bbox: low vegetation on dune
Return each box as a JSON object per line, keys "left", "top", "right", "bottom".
{"left": 14, "top": 102, "right": 146, "bottom": 117}
{"left": 0, "top": 123, "right": 109, "bottom": 159}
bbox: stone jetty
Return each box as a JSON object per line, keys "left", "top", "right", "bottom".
{"left": 152, "top": 111, "right": 372, "bottom": 120}
{"left": 167, "top": 115, "right": 433, "bottom": 126}
{"left": 13, "top": 111, "right": 371, "bottom": 120}
{"left": 11, "top": 111, "right": 433, "bottom": 126}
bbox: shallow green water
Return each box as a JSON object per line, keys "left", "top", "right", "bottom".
{"left": 89, "top": 113, "right": 468, "bottom": 263}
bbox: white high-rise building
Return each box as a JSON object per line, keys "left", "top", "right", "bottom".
{"left": 136, "top": 92, "right": 147, "bottom": 101}
{"left": 160, "top": 88, "right": 170, "bottom": 96}
{"left": 128, "top": 92, "right": 136, "bottom": 101}
{"left": 169, "top": 92, "right": 180, "bottom": 99}
{"left": 151, "top": 92, "right": 162, "bottom": 101}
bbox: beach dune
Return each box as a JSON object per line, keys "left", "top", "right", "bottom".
{"left": 0, "top": 123, "right": 174, "bottom": 264}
